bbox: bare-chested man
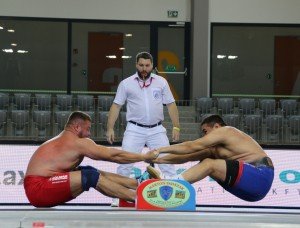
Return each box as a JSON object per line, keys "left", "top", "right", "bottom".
{"left": 147, "top": 114, "right": 274, "bottom": 202}
{"left": 24, "top": 111, "right": 157, "bottom": 207}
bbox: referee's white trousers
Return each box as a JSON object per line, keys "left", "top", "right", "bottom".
{"left": 116, "top": 123, "right": 177, "bottom": 179}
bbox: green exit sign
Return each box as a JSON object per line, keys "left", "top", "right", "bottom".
{"left": 168, "top": 10, "right": 178, "bottom": 18}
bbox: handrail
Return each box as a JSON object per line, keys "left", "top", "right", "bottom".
{"left": 212, "top": 94, "right": 300, "bottom": 99}
{"left": 0, "top": 89, "right": 116, "bottom": 95}
{"left": 154, "top": 67, "right": 187, "bottom": 76}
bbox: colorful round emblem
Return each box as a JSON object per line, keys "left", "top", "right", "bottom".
{"left": 142, "top": 180, "right": 190, "bottom": 208}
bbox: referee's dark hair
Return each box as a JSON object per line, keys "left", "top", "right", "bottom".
{"left": 136, "top": 52, "right": 153, "bottom": 63}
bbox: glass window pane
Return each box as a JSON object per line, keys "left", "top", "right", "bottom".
{"left": 0, "top": 19, "right": 68, "bottom": 91}
{"left": 212, "top": 25, "right": 300, "bottom": 96}
{"left": 71, "top": 23, "right": 150, "bottom": 92}
{"left": 158, "top": 27, "right": 185, "bottom": 100}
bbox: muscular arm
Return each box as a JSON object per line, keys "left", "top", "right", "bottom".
{"left": 158, "top": 127, "right": 227, "bottom": 155}
{"left": 154, "top": 149, "right": 212, "bottom": 164}
{"left": 76, "top": 138, "right": 156, "bottom": 164}
{"left": 100, "top": 146, "right": 144, "bottom": 164}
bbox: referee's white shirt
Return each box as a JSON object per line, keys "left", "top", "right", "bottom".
{"left": 114, "top": 73, "right": 175, "bottom": 125}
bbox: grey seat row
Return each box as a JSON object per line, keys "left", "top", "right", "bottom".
{"left": 0, "top": 93, "right": 116, "bottom": 112}
{"left": 198, "top": 112, "right": 300, "bottom": 144}
{"left": 195, "top": 97, "right": 299, "bottom": 118}
{"left": 0, "top": 109, "right": 127, "bottom": 140}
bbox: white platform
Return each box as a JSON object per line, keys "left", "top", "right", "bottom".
{"left": 0, "top": 206, "right": 299, "bottom": 228}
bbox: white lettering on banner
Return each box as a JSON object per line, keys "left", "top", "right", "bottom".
{"left": 0, "top": 145, "right": 299, "bottom": 208}
{"left": 0, "top": 171, "right": 24, "bottom": 185}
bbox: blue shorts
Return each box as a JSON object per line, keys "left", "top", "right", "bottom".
{"left": 220, "top": 157, "right": 274, "bottom": 202}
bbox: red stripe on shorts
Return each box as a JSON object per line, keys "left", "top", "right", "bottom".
{"left": 233, "top": 161, "right": 244, "bottom": 186}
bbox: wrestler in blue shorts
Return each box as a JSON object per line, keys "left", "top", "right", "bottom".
{"left": 221, "top": 157, "right": 274, "bottom": 201}
{"left": 146, "top": 115, "right": 275, "bottom": 202}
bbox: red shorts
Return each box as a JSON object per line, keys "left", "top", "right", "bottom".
{"left": 24, "top": 173, "right": 74, "bottom": 207}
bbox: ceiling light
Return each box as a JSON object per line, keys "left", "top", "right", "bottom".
{"left": 17, "top": 50, "right": 28, "bottom": 54}
{"left": 217, "top": 55, "right": 226, "bottom": 59}
{"left": 0, "top": 26, "right": 3, "bottom": 30}
{"left": 11, "top": 43, "right": 17, "bottom": 46}
{"left": 125, "top": 34, "right": 132, "bottom": 37}
{"left": 2, "top": 49, "right": 13, "bottom": 53}
{"left": 7, "top": 29, "right": 15, "bottom": 32}
{"left": 228, "top": 55, "right": 238, "bottom": 59}
{"left": 119, "top": 47, "right": 125, "bottom": 50}
{"left": 121, "top": 56, "right": 132, "bottom": 59}
{"left": 106, "top": 55, "right": 117, "bottom": 59}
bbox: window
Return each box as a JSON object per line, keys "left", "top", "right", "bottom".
{"left": 0, "top": 19, "right": 68, "bottom": 91}
{"left": 71, "top": 22, "right": 150, "bottom": 92}
{"left": 211, "top": 24, "right": 300, "bottom": 96}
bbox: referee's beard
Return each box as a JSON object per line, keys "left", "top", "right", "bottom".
{"left": 137, "top": 70, "right": 151, "bottom": 81}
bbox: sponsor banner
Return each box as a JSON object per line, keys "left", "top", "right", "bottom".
{"left": 0, "top": 145, "right": 299, "bottom": 207}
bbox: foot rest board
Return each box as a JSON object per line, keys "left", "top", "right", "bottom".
{"left": 136, "top": 179, "right": 196, "bottom": 211}
{"left": 119, "top": 199, "right": 135, "bottom": 207}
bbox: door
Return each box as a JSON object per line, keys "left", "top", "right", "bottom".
{"left": 274, "top": 36, "right": 300, "bottom": 95}
{"left": 88, "top": 32, "right": 123, "bottom": 92}
{"left": 155, "top": 24, "right": 190, "bottom": 100}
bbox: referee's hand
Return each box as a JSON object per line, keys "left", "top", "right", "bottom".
{"left": 172, "top": 128, "right": 180, "bottom": 142}
{"left": 106, "top": 129, "right": 115, "bottom": 144}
